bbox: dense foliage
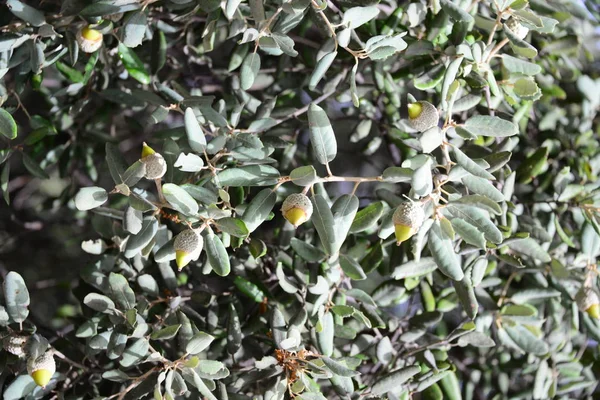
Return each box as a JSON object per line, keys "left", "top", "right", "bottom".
{"left": 1, "top": 0, "right": 600, "bottom": 398}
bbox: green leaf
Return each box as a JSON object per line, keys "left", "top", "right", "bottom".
{"left": 204, "top": 230, "right": 230, "bottom": 276}
{"left": 462, "top": 115, "right": 519, "bottom": 137}
{"left": 507, "top": 238, "right": 551, "bottom": 262}
{"left": 446, "top": 203, "right": 503, "bottom": 243}
{"left": 270, "top": 307, "right": 287, "bottom": 348}
{"left": 350, "top": 201, "right": 385, "bottom": 233}
{"left": 452, "top": 146, "right": 495, "bottom": 180}
{"left": 75, "top": 186, "right": 108, "bottom": 211}
{"left": 118, "top": 43, "right": 150, "bottom": 84}
{"left": 186, "top": 332, "right": 215, "bottom": 354}
{"left": 504, "top": 325, "right": 548, "bottom": 355}
{"left": 227, "top": 303, "right": 242, "bottom": 354}
{"left": 163, "top": 183, "right": 199, "bottom": 216}
{"left": 1, "top": 162, "right": 9, "bottom": 205}
{"left": 331, "top": 194, "right": 360, "bottom": 253}
{"left": 510, "top": 288, "right": 561, "bottom": 304}
{"left": 290, "top": 165, "right": 318, "bottom": 186}
{"left": 457, "top": 331, "right": 495, "bottom": 347}
{"left": 22, "top": 153, "right": 49, "bottom": 179}
{"left": 184, "top": 107, "right": 207, "bottom": 152}
{"left": 502, "top": 54, "right": 541, "bottom": 76}
{"left": 121, "top": 10, "right": 147, "bottom": 48}
{"left": 152, "top": 324, "right": 182, "bottom": 340}
{"left": 453, "top": 274, "right": 478, "bottom": 319}
{"left": 311, "top": 194, "right": 337, "bottom": 255}
{"left": 382, "top": 167, "right": 412, "bottom": 183}
{"left": 392, "top": 258, "right": 437, "bottom": 279}
{"left": 308, "top": 103, "right": 337, "bottom": 165}
{"left": 291, "top": 238, "right": 326, "bottom": 262}
{"left": 440, "top": 0, "right": 473, "bottom": 24}
{"left": 451, "top": 218, "right": 486, "bottom": 249}
{"left": 84, "top": 293, "right": 116, "bottom": 313}
{"left": 428, "top": 221, "right": 463, "bottom": 281}
{"left": 4, "top": 271, "right": 30, "bottom": 323}
{"left": 242, "top": 188, "right": 276, "bottom": 232}
{"left": 455, "top": 194, "right": 502, "bottom": 215}
{"left": 0, "top": 108, "right": 17, "bottom": 140}
{"left": 137, "top": 274, "right": 159, "bottom": 296}
{"left": 309, "top": 52, "right": 337, "bottom": 91}
{"left": 461, "top": 175, "right": 505, "bottom": 202}
{"left": 241, "top": 52, "right": 261, "bottom": 90}
{"left": 120, "top": 338, "right": 149, "bottom": 367}
{"left": 124, "top": 217, "right": 158, "bottom": 258}
{"left": 322, "top": 357, "right": 360, "bottom": 377}
{"left": 108, "top": 272, "right": 136, "bottom": 309}
{"left": 371, "top": 365, "right": 421, "bottom": 395}
{"left": 151, "top": 30, "right": 167, "bottom": 74}
{"left": 213, "top": 217, "right": 249, "bottom": 237}
{"left": 441, "top": 56, "right": 463, "bottom": 109}
{"left": 339, "top": 253, "right": 367, "bottom": 280}
{"left": 3, "top": 375, "right": 37, "bottom": 400}
{"left": 504, "top": 25, "right": 538, "bottom": 58}
{"left": 217, "top": 165, "right": 280, "bottom": 186}
{"left": 7, "top": 0, "right": 45, "bottom": 26}
{"left": 317, "top": 311, "right": 334, "bottom": 357}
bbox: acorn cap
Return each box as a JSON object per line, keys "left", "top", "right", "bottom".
{"left": 27, "top": 351, "right": 56, "bottom": 387}
{"left": 576, "top": 287, "right": 600, "bottom": 318}
{"left": 505, "top": 17, "right": 529, "bottom": 40}
{"left": 76, "top": 26, "right": 103, "bottom": 53}
{"left": 392, "top": 201, "right": 425, "bottom": 244}
{"left": 408, "top": 101, "right": 439, "bottom": 132}
{"left": 281, "top": 193, "right": 313, "bottom": 228}
{"left": 141, "top": 152, "right": 167, "bottom": 180}
{"left": 174, "top": 229, "right": 203, "bottom": 270}
{"left": 3, "top": 334, "right": 29, "bottom": 357}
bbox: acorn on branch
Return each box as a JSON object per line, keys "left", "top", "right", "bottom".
{"left": 575, "top": 287, "right": 600, "bottom": 319}
{"left": 2, "top": 333, "right": 29, "bottom": 357}
{"left": 407, "top": 101, "right": 439, "bottom": 132}
{"left": 392, "top": 201, "right": 425, "bottom": 245}
{"left": 173, "top": 229, "right": 203, "bottom": 270}
{"left": 504, "top": 17, "right": 529, "bottom": 40}
{"left": 140, "top": 143, "right": 167, "bottom": 180}
{"left": 76, "top": 26, "right": 103, "bottom": 53}
{"left": 281, "top": 193, "right": 313, "bottom": 228}
{"left": 27, "top": 351, "right": 56, "bottom": 388}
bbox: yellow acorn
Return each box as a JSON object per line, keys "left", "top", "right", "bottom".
{"left": 140, "top": 143, "right": 167, "bottom": 180}
{"left": 173, "top": 229, "right": 203, "bottom": 270}
{"left": 407, "top": 101, "right": 439, "bottom": 132}
{"left": 76, "top": 26, "right": 103, "bottom": 53}
{"left": 281, "top": 193, "right": 313, "bottom": 228}
{"left": 2, "top": 334, "right": 29, "bottom": 357}
{"left": 27, "top": 351, "right": 56, "bottom": 387}
{"left": 575, "top": 287, "right": 600, "bottom": 319}
{"left": 505, "top": 17, "right": 529, "bottom": 40}
{"left": 392, "top": 201, "right": 425, "bottom": 245}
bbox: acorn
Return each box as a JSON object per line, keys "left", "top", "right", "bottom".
{"left": 27, "top": 351, "right": 56, "bottom": 387}
{"left": 575, "top": 287, "right": 600, "bottom": 319}
{"left": 407, "top": 101, "right": 439, "bottom": 132}
{"left": 392, "top": 201, "right": 425, "bottom": 244}
{"left": 281, "top": 193, "right": 313, "bottom": 228}
{"left": 3, "top": 334, "right": 29, "bottom": 357}
{"left": 505, "top": 17, "right": 529, "bottom": 40}
{"left": 173, "top": 229, "right": 203, "bottom": 270}
{"left": 76, "top": 26, "right": 103, "bottom": 53}
{"left": 140, "top": 143, "right": 167, "bottom": 180}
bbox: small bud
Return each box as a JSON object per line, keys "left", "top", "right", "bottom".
{"left": 281, "top": 193, "right": 313, "bottom": 228}
{"left": 3, "top": 334, "right": 29, "bottom": 357}
{"left": 576, "top": 287, "right": 600, "bottom": 319}
{"left": 392, "top": 201, "right": 425, "bottom": 244}
{"left": 407, "top": 101, "right": 439, "bottom": 132}
{"left": 505, "top": 17, "right": 529, "bottom": 40}
{"left": 173, "top": 229, "right": 203, "bottom": 270}
{"left": 140, "top": 143, "right": 167, "bottom": 180}
{"left": 27, "top": 351, "right": 56, "bottom": 387}
{"left": 76, "top": 26, "right": 103, "bottom": 53}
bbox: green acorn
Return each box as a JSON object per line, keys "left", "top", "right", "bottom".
{"left": 407, "top": 101, "right": 439, "bottom": 132}
{"left": 392, "top": 201, "right": 425, "bottom": 245}
{"left": 140, "top": 143, "right": 167, "bottom": 180}
{"left": 3, "top": 333, "right": 29, "bottom": 357}
{"left": 76, "top": 26, "right": 103, "bottom": 53}
{"left": 505, "top": 17, "right": 529, "bottom": 40}
{"left": 27, "top": 351, "right": 56, "bottom": 387}
{"left": 173, "top": 229, "right": 203, "bottom": 270}
{"left": 575, "top": 287, "right": 600, "bottom": 319}
{"left": 281, "top": 193, "right": 313, "bottom": 228}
